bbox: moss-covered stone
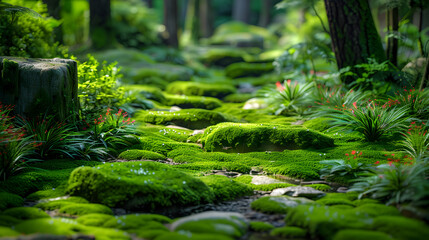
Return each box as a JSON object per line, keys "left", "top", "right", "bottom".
{"left": 249, "top": 221, "right": 274, "bottom": 232}
{"left": 123, "top": 84, "right": 167, "bottom": 103}
{"left": 199, "top": 175, "right": 253, "bottom": 202}
{"left": 201, "top": 48, "right": 247, "bottom": 67}
{"left": 223, "top": 93, "right": 254, "bottom": 103}
{"left": 0, "top": 215, "right": 21, "bottom": 227}
{"left": 67, "top": 161, "right": 214, "bottom": 210}
{"left": 102, "top": 214, "right": 171, "bottom": 230}
{"left": 0, "top": 192, "right": 24, "bottom": 211}
{"left": 225, "top": 62, "right": 274, "bottom": 79}
{"left": 303, "top": 118, "right": 331, "bottom": 132}
{"left": 2, "top": 207, "right": 50, "bottom": 220}
{"left": 135, "top": 109, "right": 239, "bottom": 130}
{"left": 202, "top": 123, "right": 335, "bottom": 152}
{"left": 134, "top": 229, "right": 169, "bottom": 240}
{"left": 316, "top": 198, "right": 355, "bottom": 207}
{"left": 25, "top": 185, "right": 68, "bottom": 201}
{"left": 251, "top": 196, "right": 313, "bottom": 214}
{"left": 155, "top": 231, "right": 235, "bottom": 240}
{"left": 333, "top": 229, "right": 393, "bottom": 240}
{"left": 76, "top": 213, "right": 115, "bottom": 227}
{"left": 307, "top": 184, "right": 332, "bottom": 192}
{"left": 59, "top": 203, "right": 113, "bottom": 216}
{"left": 165, "top": 81, "right": 236, "bottom": 99}
{"left": 14, "top": 218, "right": 130, "bottom": 239}
{"left": 165, "top": 94, "right": 222, "bottom": 110}
{"left": 118, "top": 150, "right": 166, "bottom": 160}
{"left": 371, "top": 216, "right": 429, "bottom": 240}
{"left": 0, "top": 226, "right": 20, "bottom": 237}
{"left": 35, "top": 196, "right": 90, "bottom": 211}
{"left": 270, "top": 226, "right": 307, "bottom": 239}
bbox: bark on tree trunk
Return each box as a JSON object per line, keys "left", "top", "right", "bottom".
{"left": 199, "top": 0, "right": 213, "bottom": 38}
{"left": 233, "top": 0, "right": 250, "bottom": 23}
{"left": 42, "top": 0, "right": 62, "bottom": 43}
{"left": 387, "top": 7, "right": 399, "bottom": 67}
{"left": 420, "top": 56, "right": 429, "bottom": 90}
{"left": 324, "top": 0, "right": 386, "bottom": 83}
{"left": 183, "top": 0, "right": 200, "bottom": 43}
{"left": 163, "top": 0, "right": 179, "bottom": 48}
{"left": 143, "top": 0, "right": 153, "bottom": 8}
{"left": 259, "top": 0, "right": 272, "bottom": 27}
{"left": 89, "top": 0, "right": 111, "bottom": 49}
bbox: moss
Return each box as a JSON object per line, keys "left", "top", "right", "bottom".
{"left": 250, "top": 183, "right": 296, "bottom": 191}
{"left": 165, "top": 81, "right": 236, "bottom": 99}
{"left": 0, "top": 226, "right": 20, "bottom": 237}
{"left": 174, "top": 219, "right": 246, "bottom": 238}
{"left": 134, "top": 229, "right": 170, "bottom": 240}
{"left": 165, "top": 94, "right": 222, "bottom": 110}
{"left": 303, "top": 118, "right": 331, "bottom": 132}
{"left": 202, "top": 123, "right": 334, "bottom": 152}
{"left": 14, "top": 218, "right": 130, "bottom": 239}
{"left": 59, "top": 203, "right": 113, "bottom": 216}
{"left": 333, "top": 229, "right": 393, "bottom": 240}
{"left": 35, "top": 196, "right": 90, "bottom": 211}
{"left": 270, "top": 226, "right": 307, "bottom": 239}
{"left": 249, "top": 221, "right": 274, "bottom": 232}
{"left": 307, "top": 184, "right": 332, "bottom": 192}
{"left": 25, "top": 184, "right": 68, "bottom": 201}
{"left": 66, "top": 161, "right": 215, "bottom": 210}
{"left": 135, "top": 109, "right": 239, "bottom": 130}
{"left": 372, "top": 216, "right": 429, "bottom": 240}
{"left": 2, "top": 207, "right": 50, "bottom": 220}
{"left": 201, "top": 48, "right": 246, "bottom": 67}
{"left": 0, "top": 59, "right": 19, "bottom": 94}
{"left": 251, "top": 196, "right": 312, "bottom": 214}
{"left": 223, "top": 93, "right": 254, "bottom": 103}
{"left": 234, "top": 175, "right": 253, "bottom": 184}
{"left": 76, "top": 213, "right": 115, "bottom": 227}
{"left": 225, "top": 62, "right": 274, "bottom": 79}
{"left": 199, "top": 175, "right": 253, "bottom": 201}
{"left": 354, "top": 204, "right": 400, "bottom": 217}
{"left": 0, "top": 215, "right": 21, "bottom": 227}
{"left": 102, "top": 214, "right": 171, "bottom": 230}
{"left": 352, "top": 198, "right": 380, "bottom": 206}
{"left": 155, "top": 231, "right": 235, "bottom": 240}
{"left": 316, "top": 198, "right": 355, "bottom": 207}
{"left": 0, "top": 192, "right": 24, "bottom": 211}
{"left": 139, "top": 137, "right": 202, "bottom": 156}
{"left": 118, "top": 150, "right": 166, "bottom": 160}
{"left": 123, "top": 84, "right": 167, "bottom": 103}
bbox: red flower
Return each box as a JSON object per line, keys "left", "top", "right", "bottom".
{"left": 275, "top": 81, "right": 284, "bottom": 91}
{"left": 374, "top": 161, "right": 380, "bottom": 164}
{"left": 345, "top": 153, "right": 349, "bottom": 156}
{"left": 351, "top": 150, "right": 356, "bottom": 155}
{"left": 353, "top": 102, "right": 357, "bottom": 109}
{"left": 287, "top": 79, "right": 292, "bottom": 86}
{"left": 358, "top": 152, "right": 362, "bottom": 156}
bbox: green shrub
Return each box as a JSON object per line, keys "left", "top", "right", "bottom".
{"left": 202, "top": 123, "right": 334, "bottom": 152}
{"left": 166, "top": 81, "right": 236, "bottom": 99}
{"left": 249, "top": 221, "right": 274, "bottom": 232}
{"left": 118, "top": 150, "right": 166, "bottom": 160}
{"left": 67, "top": 161, "right": 214, "bottom": 210}
{"left": 0, "top": 192, "right": 24, "bottom": 211}
{"left": 2, "top": 207, "right": 50, "bottom": 220}
{"left": 199, "top": 175, "right": 253, "bottom": 201}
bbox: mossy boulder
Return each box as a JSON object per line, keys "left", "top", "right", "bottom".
{"left": 199, "top": 175, "right": 253, "bottom": 201}
{"left": 123, "top": 84, "right": 167, "bottom": 103}
{"left": 0, "top": 192, "right": 24, "bottom": 211}
{"left": 202, "top": 123, "right": 335, "bottom": 152}
{"left": 0, "top": 226, "right": 20, "bottom": 237}
{"left": 67, "top": 161, "right": 214, "bottom": 210}
{"left": 223, "top": 93, "right": 254, "bottom": 103}
{"left": 270, "top": 226, "right": 307, "bottom": 239}
{"left": 155, "top": 232, "right": 235, "bottom": 240}
{"left": 249, "top": 221, "right": 274, "bottom": 232}
{"left": 14, "top": 218, "right": 130, "bottom": 239}
{"left": 170, "top": 211, "right": 249, "bottom": 239}
{"left": 251, "top": 196, "right": 313, "bottom": 214}
{"left": 76, "top": 213, "right": 115, "bottom": 227}
{"left": 35, "top": 196, "right": 90, "bottom": 211}
{"left": 225, "top": 62, "right": 274, "bottom": 79}
{"left": 333, "top": 229, "right": 394, "bottom": 240}
{"left": 103, "top": 214, "right": 171, "bottom": 230}
{"left": 0, "top": 215, "right": 21, "bottom": 227}
{"left": 165, "top": 94, "right": 222, "bottom": 110}
{"left": 135, "top": 109, "right": 239, "bottom": 129}
{"left": 58, "top": 203, "right": 113, "bottom": 216}
{"left": 165, "top": 81, "right": 236, "bottom": 99}
{"left": 2, "top": 207, "right": 50, "bottom": 220}
{"left": 201, "top": 48, "right": 247, "bottom": 67}
{"left": 118, "top": 150, "right": 166, "bottom": 160}
{"left": 371, "top": 216, "right": 429, "bottom": 240}
{"left": 303, "top": 118, "right": 331, "bottom": 132}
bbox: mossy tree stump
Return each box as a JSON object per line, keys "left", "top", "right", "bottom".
{"left": 0, "top": 57, "right": 78, "bottom": 121}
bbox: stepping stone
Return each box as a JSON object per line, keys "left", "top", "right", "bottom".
{"left": 251, "top": 176, "right": 284, "bottom": 185}
{"left": 271, "top": 186, "right": 326, "bottom": 199}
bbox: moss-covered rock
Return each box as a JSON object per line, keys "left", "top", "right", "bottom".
{"left": 76, "top": 213, "right": 115, "bottom": 227}
{"left": 371, "top": 216, "right": 429, "bottom": 240}
{"left": 118, "top": 150, "right": 166, "bottom": 160}
{"left": 199, "top": 175, "right": 253, "bottom": 201}
{"left": 166, "top": 81, "right": 236, "bottom": 99}
{"left": 202, "top": 123, "right": 334, "bottom": 152}
{"left": 307, "top": 184, "right": 332, "bottom": 192}
{"left": 303, "top": 118, "right": 331, "bottom": 132}
{"left": 223, "top": 93, "right": 254, "bottom": 103}
{"left": 333, "top": 229, "right": 393, "bottom": 240}
{"left": 14, "top": 218, "right": 130, "bottom": 239}
{"left": 225, "top": 62, "right": 274, "bottom": 79}
{"left": 35, "top": 196, "right": 90, "bottom": 211}
{"left": 135, "top": 109, "right": 239, "bottom": 130}
{"left": 123, "top": 84, "right": 167, "bottom": 103}
{"left": 165, "top": 94, "right": 222, "bottom": 110}
{"left": 249, "top": 221, "right": 274, "bottom": 232}
{"left": 0, "top": 215, "right": 21, "bottom": 227}
{"left": 270, "top": 226, "right": 307, "bottom": 239}
{"left": 0, "top": 192, "right": 24, "bottom": 211}
{"left": 102, "top": 214, "right": 171, "bottom": 230}
{"left": 67, "top": 161, "right": 214, "bottom": 210}
{"left": 155, "top": 231, "right": 235, "bottom": 240}
{"left": 2, "top": 207, "right": 50, "bottom": 220}
{"left": 251, "top": 196, "right": 313, "bottom": 214}
{"left": 0, "top": 226, "right": 20, "bottom": 237}
{"left": 59, "top": 203, "right": 113, "bottom": 216}
{"left": 25, "top": 185, "right": 68, "bottom": 201}
{"left": 201, "top": 48, "right": 247, "bottom": 67}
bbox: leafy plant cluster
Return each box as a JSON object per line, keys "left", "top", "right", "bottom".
{"left": 0, "top": 0, "right": 66, "bottom": 58}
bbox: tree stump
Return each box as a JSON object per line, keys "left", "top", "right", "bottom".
{"left": 0, "top": 57, "right": 78, "bottom": 121}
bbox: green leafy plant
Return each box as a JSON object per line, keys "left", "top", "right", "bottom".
{"left": 349, "top": 163, "right": 429, "bottom": 208}
{"left": 390, "top": 87, "right": 429, "bottom": 120}
{"left": 320, "top": 150, "right": 373, "bottom": 182}
{"left": 401, "top": 121, "right": 428, "bottom": 162}
{"left": 0, "top": 103, "right": 37, "bottom": 181}
{"left": 313, "top": 85, "right": 369, "bottom": 111}
{"left": 327, "top": 100, "right": 409, "bottom": 142}
{"left": 77, "top": 55, "right": 133, "bottom": 119}
{"left": 257, "top": 80, "right": 313, "bottom": 116}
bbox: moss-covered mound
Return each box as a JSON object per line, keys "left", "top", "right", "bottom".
{"left": 123, "top": 84, "right": 167, "bottom": 103}
{"left": 199, "top": 175, "right": 253, "bottom": 201}
{"left": 0, "top": 192, "right": 24, "bottom": 211}
{"left": 202, "top": 123, "right": 334, "bottom": 152}
{"left": 165, "top": 81, "right": 236, "bottom": 99}
{"left": 251, "top": 196, "right": 313, "bottom": 214}
{"left": 270, "top": 226, "right": 307, "bottom": 239}
{"left": 249, "top": 221, "right": 274, "bottom": 232}
{"left": 225, "top": 62, "right": 274, "bottom": 79}
{"left": 303, "top": 118, "right": 331, "bottom": 132}
{"left": 67, "top": 161, "right": 214, "bottom": 210}
{"left": 223, "top": 93, "right": 254, "bottom": 103}
{"left": 333, "top": 229, "right": 393, "bottom": 240}
{"left": 165, "top": 94, "right": 222, "bottom": 110}
{"left": 201, "top": 48, "right": 247, "bottom": 67}
{"left": 118, "top": 150, "right": 166, "bottom": 160}
{"left": 2, "top": 207, "right": 50, "bottom": 220}
{"left": 135, "top": 109, "right": 239, "bottom": 129}
{"left": 34, "top": 197, "right": 112, "bottom": 216}
{"left": 0, "top": 226, "right": 20, "bottom": 237}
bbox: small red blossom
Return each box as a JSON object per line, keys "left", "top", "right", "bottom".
{"left": 374, "top": 161, "right": 380, "bottom": 164}
{"left": 351, "top": 150, "right": 356, "bottom": 155}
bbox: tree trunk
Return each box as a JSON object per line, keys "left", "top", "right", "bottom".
{"left": 89, "top": 0, "right": 112, "bottom": 49}
{"left": 233, "top": 0, "right": 250, "bottom": 23}
{"left": 143, "top": 0, "right": 153, "bottom": 8}
{"left": 420, "top": 56, "right": 429, "bottom": 90}
{"left": 259, "top": 0, "right": 272, "bottom": 27}
{"left": 324, "top": 0, "right": 386, "bottom": 83}
{"left": 163, "top": 0, "right": 179, "bottom": 48}
{"left": 199, "top": 0, "right": 213, "bottom": 38}
{"left": 183, "top": 0, "right": 199, "bottom": 44}
{"left": 386, "top": 7, "right": 399, "bottom": 67}
{"left": 42, "top": 0, "right": 62, "bottom": 43}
